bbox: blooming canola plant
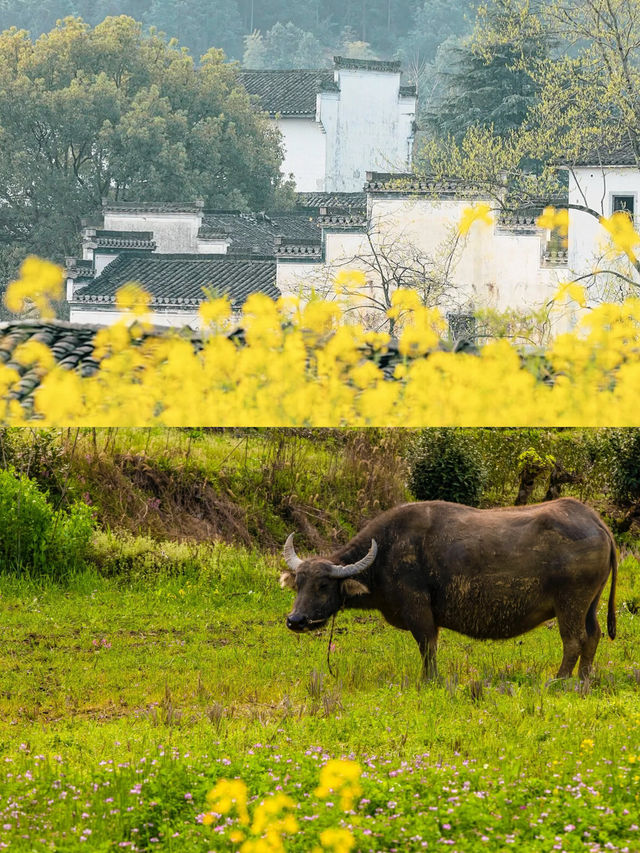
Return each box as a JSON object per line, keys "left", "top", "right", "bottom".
{"left": 2, "top": 209, "right": 640, "bottom": 426}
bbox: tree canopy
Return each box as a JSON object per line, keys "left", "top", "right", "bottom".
{"left": 0, "top": 15, "right": 286, "bottom": 272}
{"left": 417, "top": 0, "right": 640, "bottom": 295}
{"left": 0, "top": 0, "right": 469, "bottom": 64}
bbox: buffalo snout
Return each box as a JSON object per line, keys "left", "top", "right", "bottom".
{"left": 286, "top": 613, "right": 309, "bottom": 631}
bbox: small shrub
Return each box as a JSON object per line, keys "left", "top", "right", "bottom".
{"left": 0, "top": 427, "right": 70, "bottom": 500}
{"left": 610, "top": 429, "right": 640, "bottom": 506}
{"left": 408, "top": 429, "right": 486, "bottom": 506}
{"left": 0, "top": 467, "right": 93, "bottom": 578}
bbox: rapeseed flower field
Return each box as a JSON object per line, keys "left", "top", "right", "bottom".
{"left": 3, "top": 207, "right": 640, "bottom": 426}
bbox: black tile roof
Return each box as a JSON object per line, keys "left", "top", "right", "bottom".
{"left": 295, "top": 192, "right": 367, "bottom": 210}
{"left": 0, "top": 323, "right": 105, "bottom": 403}
{"left": 364, "top": 172, "right": 490, "bottom": 197}
{"left": 238, "top": 69, "right": 335, "bottom": 116}
{"left": 333, "top": 56, "right": 401, "bottom": 73}
{"left": 566, "top": 137, "right": 638, "bottom": 167}
{"left": 198, "top": 210, "right": 320, "bottom": 253}
{"left": 102, "top": 200, "right": 204, "bottom": 214}
{"left": 87, "top": 230, "right": 157, "bottom": 251}
{"left": 72, "top": 254, "right": 278, "bottom": 309}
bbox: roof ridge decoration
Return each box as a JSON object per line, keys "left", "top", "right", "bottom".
{"left": 102, "top": 200, "right": 205, "bottom": 214}
{"left": 318, "top": 208, "right": 366, "bottom": 228}
{"left": 295, "top": 191, "right": 367, "bottom": 210}
{"left": 104, "top": 252, "right": 278, "bottom": 262}
{"left": 364, "top": 172, "right": 491, "bottom": 197}
{"left": 274, "top": 236, "right": 323, "bottom": 258}
{"left": 65, "top": 258, "right": 96, "bottom": 280}
{"left": 333, "top": 56, "right": 401, "bottom": 73}
{"left": 93, "top": 229, "right": 155, "bottom": 239}
{"left": 84, "top": 229, "right": 157, "bottom": 250}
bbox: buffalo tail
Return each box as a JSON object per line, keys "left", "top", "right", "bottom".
{"left": 607, "top": 533, "right": 617, "bottom": 640}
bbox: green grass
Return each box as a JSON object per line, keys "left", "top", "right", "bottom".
{"left": 0, "top": 542, "right": 639, "bottom": 851}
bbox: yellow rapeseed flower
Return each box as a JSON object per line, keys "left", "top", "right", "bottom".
{"left": 318, "top": 827, "right": 356, "bottom": 853}
{"left": 387, "top": 287, "right": 422, "bottom": 319}
{"left": 551, "top": 281, "right": 587, "bottom": 308}
{"left": 334, "top": 269, "right": 367, "bottom": 296}
{"left": 537, "top": 207, "right": 569, "bottom": 237}
{"left": 5, "top": 256, "right": 64, "bottom": 319}
{"left": 205, "top": 778, "right": 249, "bottom": 825}
{"left": 458, "top": 202, "right": 494, "bottom": 236}
{"left": 315, "top": 759, "right": 362, "bottom": 811}
{"left": 250, "top": 793, "right": 298, "bottom": 836}
{"left": 13, "top": 340, "right": 55, "bottom": 371}
{"left": 199, "top": 295, "right": 231, "bottom": 327}
{"left": 115, "top": 282, "right": 152, "bottom": 319}
{"left": 599, "top": 211, "right": 640, "bottom": 262}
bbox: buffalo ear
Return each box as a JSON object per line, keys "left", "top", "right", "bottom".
{"left": 279, "top": 571, "right": 296, "bottom": 590}
{"left": 341, "top": 578, "right": 370, "bottom": 597}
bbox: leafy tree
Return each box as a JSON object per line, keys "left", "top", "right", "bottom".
{"left": 423, "top": 20, "right": 548, "bottom": 142}
{"left": 0, "top": 0, "right": 463, "bottom": 66}
{"left": 144, "top": 0, "right": 244, "bottom": 61}
{"left": 397, "top": 0, "right": 473, "bottom": 67}
{"left": 0, "top": 15, "right": 285, "bottom": 274}
{"left": 417, "top": 0, "right": 640, "bottom": 291}
{"left": 242, "top": 21, "right": 327, "bottom": 68}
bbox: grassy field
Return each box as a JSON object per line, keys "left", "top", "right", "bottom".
{"left": 0, "top": 540, "right": 639, "bottom": 852}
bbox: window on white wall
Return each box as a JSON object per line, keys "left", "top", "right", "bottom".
{"left": 612, "top": 194, "right": 636, "bottom": 219}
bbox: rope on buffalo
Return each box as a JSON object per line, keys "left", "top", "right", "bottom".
{"left": 327, "top": 612, "right": 337, "bottom": 678}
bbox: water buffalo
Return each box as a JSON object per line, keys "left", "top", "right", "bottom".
{"left": 280, "top": 498, "right": 617, "bottom": 680}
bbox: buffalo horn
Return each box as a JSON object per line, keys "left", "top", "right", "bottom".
{"left": 329, "top": 539, "right": 378, "bottom": 578}
{"left": 283, "top": 533, "right": 303, "bottom": 572}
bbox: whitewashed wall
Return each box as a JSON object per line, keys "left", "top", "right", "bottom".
{"left": 277, "top": 230, "right": 369, "bottom": 297}
{"left": 317, "top": 69, "right": 414, "bottom": 192}
{"left": 196, "top": 237, "right": 230, "bottom": 254}
{"left": 568, "top": 166, "right": 640, "bottom": 278}
{"left": 69, "top": 305, "right": 201, "bottom": 328}
{"left": 102, "top": 211, "right": 202, "bottom": 253}
{"left": 278, "top": 195, "right": 569, "bottom": 330}
{"left": 92, "top": 251, "right": 121, "bottom": 275}
{"left": 277, "top": 118, "right": 326, "bottom": 192}
{"left": 367, "top": 197, "right": 564, "bottom": 315}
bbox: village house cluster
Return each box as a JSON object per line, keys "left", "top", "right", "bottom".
{"left": 65, "top": 56, "right": 636, "bottom": 336}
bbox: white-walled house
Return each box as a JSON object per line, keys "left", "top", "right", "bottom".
{"left": 67, "top": 201, "right": 304, "bottom": 327}
{"left": 565, "top": 140, "right": 640, "bottom": 291}
{"left": 67, "top": 183, "right": 570, "bottom": 333}
{"left": 277, "top": 175, "right": 569, "bottom": 333}
{"left": 238, "top": 57, "right": 416, "bottom": 192}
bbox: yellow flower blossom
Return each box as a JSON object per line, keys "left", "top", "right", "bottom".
{"left": 458, "top": 202, "right": 494, "bottom": 235}
{"left": 6, "top": 254, "right": 640, "bottom": 425}
{"left": 199, "top": 295, "right": 231, "bottom": 327}
{"left": 5, "top": 256, "right": 64, "bottom": 319}
{"left": 334, "top": 269, "right": 367, "bottom": 296}
{"left": 318, "top": 827, "right": 356, "bottom": 853}
{"left": 599, "top": 211, "right": 640, "bottom": 262}
{"left": 537, "top": 207, "right": 569, "bottom": 237}
{"left": 250, "top": 793, "right": 298, "bottom": 836}
{"left": 205, "top": 778, "right": 249, "bottom": 825}
{"left": 387, "top": 287, "right": 422, "bottom": 319}
{"left": 115, "top": 282, "right": 152, "bottom": 319}
{"left": 551, "top": 281, "right": 587, "bottom": 308}
{"left": 315, "top": 759, "right": 362, "bottom": 811}
{"left": 13, "top": 340, "right": 55, "bottom": 370}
